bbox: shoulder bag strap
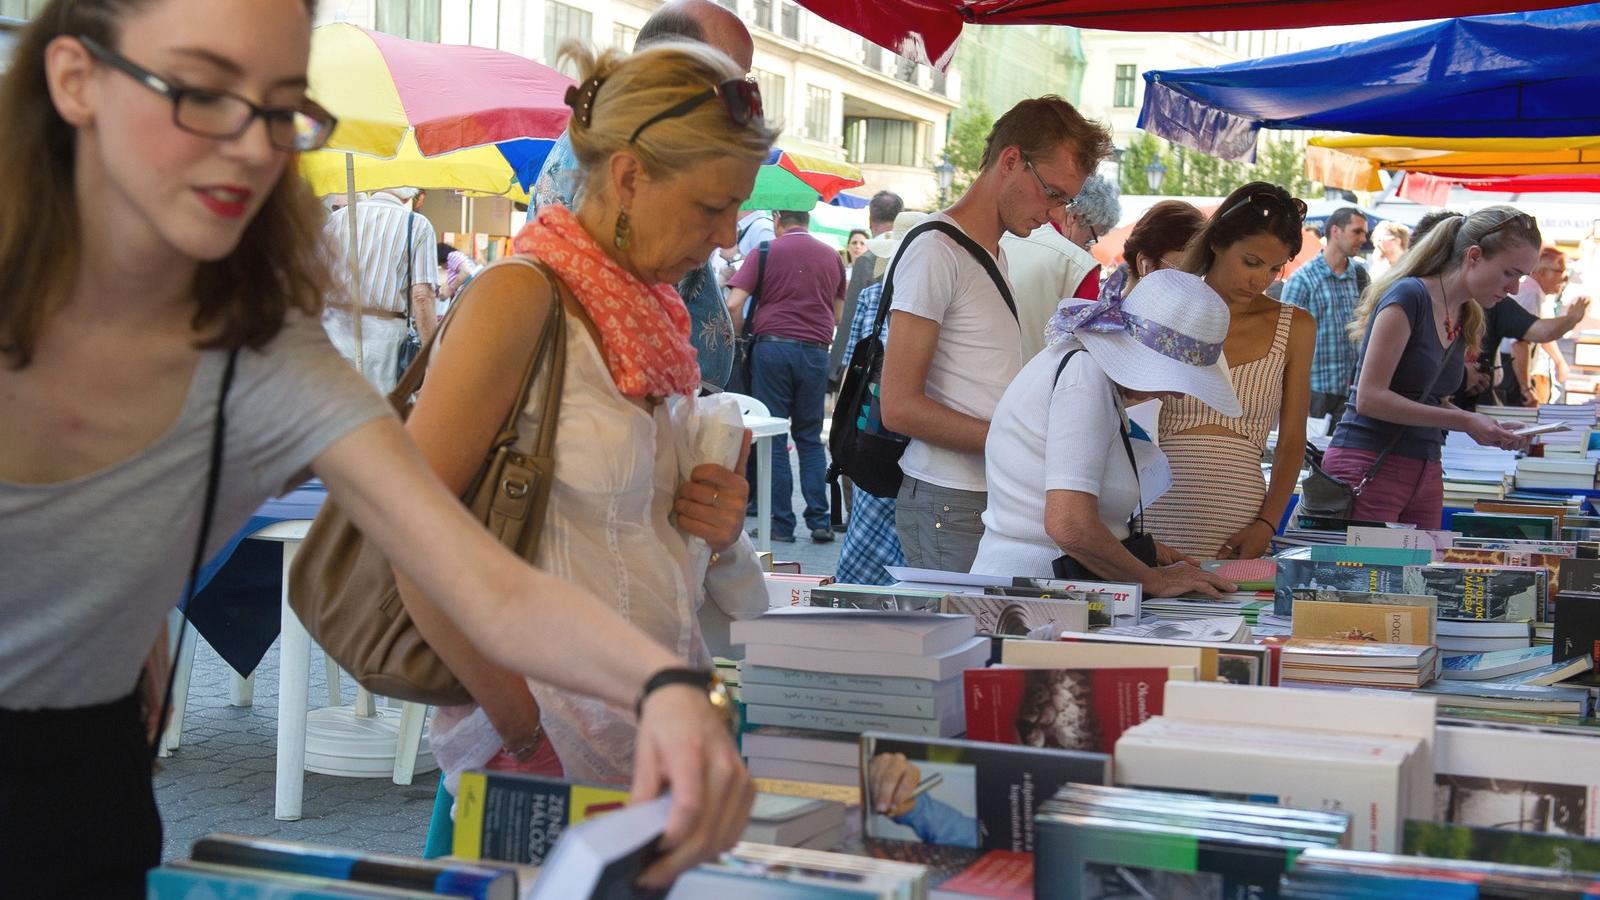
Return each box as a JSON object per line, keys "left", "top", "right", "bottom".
{"left": 1354, "top": 309, "right": 1461, "bottom": 492}
{"left": 404, "top": 211, "right": 416, "bottom": 328}
{"left": 743, "top": 240, "right": 770, "bottom": 340}
{"left": 871, "top": 221, "right": 1018, "bottom": 343}
{"left": 155, "top": 347, "right": 240, "bottom": 757}
{"left": 1051, "top": 346, "right": 1143, "bottom": 535}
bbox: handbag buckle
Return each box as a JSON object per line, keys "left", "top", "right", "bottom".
{"left": 502, "top": 477, "right": 530, "bottom": 500}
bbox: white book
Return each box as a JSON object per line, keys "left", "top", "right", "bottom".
{"left": 743, "top": 702, "right": 964, "bottom": 738}
{"left": 739, "top": 681, "right": 963, "bottom": 720}
{"left": 1000, "top": 638, "right": 1214, "bottom": 679}
{"left": 529, "top": 795, "right": 669, "bottom": 900}
{"left": 1347, "top": 526, "right": 1461, "bottom": 552}
{"left": 745, "top": 757, "right": 860, "bottom": 787}
{"left": 1438, "top": 645, "right": 1552, "bottom": 681}
{"left": 1160, "top": 681, "right": 1436, "bottom": 825}
{"left": 741, "top": 726, "right": 861, "bottom": 768}
{"left": 731, "top": 608, "right": 976, "bottom": 656}
{"left": 740, "top": 794, "right": 850, "bottom": 849}
{"left": 740, "top": 665, "right": 956, "bottom": 698}
{"left": 743, "top": 636, "right": 990, "bottom": 682}
{"left": 1436, "top": 619, "right": 1533, "bottom": 638}
{"left": 1114, "top": 718, "right": 1416, "bottom": 853}
{"left": 667, "top": 843, "right": 927, "bottom": 900}
{"left": 1435, "top": 724, "right": 1600, "bottom": 837}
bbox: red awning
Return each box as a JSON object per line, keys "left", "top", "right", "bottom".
{"left": 1397, "top": 171, "right": 1600, "bottom": 206}
{"left": 796, "top": 0, "right": 1593, "bottom": 69}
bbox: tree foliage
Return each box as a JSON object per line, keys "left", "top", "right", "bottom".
{"left": 945, "top": 101, "right": 994, "bottom": 197}
{"left": 1119, "top": 132, "right": 1321, "bottom": 199}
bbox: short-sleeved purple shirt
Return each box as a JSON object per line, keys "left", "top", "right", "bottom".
{"left": 729, "top": 229, "right": 845, "bottom": 345}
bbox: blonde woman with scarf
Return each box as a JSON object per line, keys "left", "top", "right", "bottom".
{"left": 399, "top": 38, "right": 778, "bottom": 841}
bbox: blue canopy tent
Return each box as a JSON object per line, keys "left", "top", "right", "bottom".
{"left": 1138, "top": 4, "right": 1600, "bottom": 163}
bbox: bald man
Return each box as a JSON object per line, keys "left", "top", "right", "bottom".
{"left": 528, "top": 0, "right": 754, "bottom": 214}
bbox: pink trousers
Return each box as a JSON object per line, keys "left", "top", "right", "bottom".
{"left": 1319, "top": 446, "right": 1445, "bottom": 530}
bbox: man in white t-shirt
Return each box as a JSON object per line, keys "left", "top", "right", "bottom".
{"left": 879, "top": 96, "right": 1114, "bottom": 573}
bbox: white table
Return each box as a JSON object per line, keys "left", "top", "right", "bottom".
{"left": 744, "top": 413, "right": 791, "bottom": 552}
{"left": 251, "top": 520, "right": 432, "bottom": 821}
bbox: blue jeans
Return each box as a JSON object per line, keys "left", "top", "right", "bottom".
{"left": 748, "top": 338, "right": 830, "bottom": 536}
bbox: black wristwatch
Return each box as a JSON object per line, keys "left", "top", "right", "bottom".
{"left": 636, "top": 667, "right": 732, "bottom": 725}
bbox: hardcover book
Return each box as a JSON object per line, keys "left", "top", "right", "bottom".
{"left": 963, "top": 666, "right": 1195, "bottom": 754}
{"left": 858, "top": 732, "right": 1111, "bottom": 853}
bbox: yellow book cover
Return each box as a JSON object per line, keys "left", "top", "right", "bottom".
{"left": 1290, "top": 599, "right": 1435, "bottom": 645}
{"left": 451, "top": 770, "right": 628, "bottom": 865}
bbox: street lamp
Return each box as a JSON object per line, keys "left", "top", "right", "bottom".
{"left": 1145, "top": 158, "right": 1167, "bottom": 194}
{"left": 934, "top": 153, "right": 955, "bottom": 207}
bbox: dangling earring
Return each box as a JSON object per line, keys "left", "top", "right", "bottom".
{"left": 614, "top": 208, "right": 631, "bottom": 250}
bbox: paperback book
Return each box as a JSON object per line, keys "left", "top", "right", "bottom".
{"left": 939, "top": 592, "right": 1089, "bottom": 639}
{"left": 962, "top": 666, "right": 1195, "bottom": 754}
{"left": 452, "top": 771, "right": 628, "bottom": 866}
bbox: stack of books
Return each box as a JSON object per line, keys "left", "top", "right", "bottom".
{"left": 1441, "top": 428, "right": 1519, "bottom": 504}
{"left": 1516, "top": 455, "right": 1598, "bottom": 491}
{"left": 1346, "top": 524, "right": 1461, "bottom": 553}
{"left": 1434, "top": 719, "right": 1600, "bottom": 838}
{"left": 761, "top": 571, "right": 834, "bottom": 608}
{"left": 1556, "top": 556, "right": 1600, "bottom": 674}
{"left": 738, "top": 794, "right": 850, "bottom": 851}
{"left": 1439, "top": 645, "right": 1560, "bottom": 681}
{"left": 741, "top": 723, "right": 861, "bottom": 787}
{"left": 1273, "top": 546, "right": 1545, "bottom": 623}
{"left": 148, "top": 834, "right": 525, "bottom": 898}
{"left": 1437, "top": 619, "right": 1532, "bottom": 655}
{"left": 1111, "top": 682, "right": 1436, "bottom": 853}
{"left": 1283, "top": 846, "right": 1600, "bottom": 896}
{"left": 731, "top": 608, "right": 986, "bottom": 738}
{"left": 1142, "top": 591, "right": 1275, "bottom": 624}
{"left": 1415, "top": 680, "right": 1591, "bottom": 716}
{"left": 1278, "top": 638, "right": 1440, "bottom": 688}
{"left": 1033, "top": 784, "right": 1350, "bottom": 900}
{"left": 1478, "top": 404, "right": 1540, "bottom": 427}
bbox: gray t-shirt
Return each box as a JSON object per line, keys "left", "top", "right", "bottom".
{"left": 1331, "top": 277, "right": 1466, "bottom": 461}
{"left": 0, "top": 312, "right": 393, "bottom": 709}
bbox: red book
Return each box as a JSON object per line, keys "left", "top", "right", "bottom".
{"left": 963, "top": 667, "right": 1182, "bottom": 754}
{"left": 936, "top": 850, "right": 1033, "bottom": 899}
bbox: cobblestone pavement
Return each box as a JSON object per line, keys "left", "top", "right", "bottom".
{"left": 155, "top": 452, "right": 845, "bottom": 861}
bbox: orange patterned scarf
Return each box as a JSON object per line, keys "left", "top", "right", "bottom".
{"left": 512, "top": 205, "right": 701, "bottom": 399}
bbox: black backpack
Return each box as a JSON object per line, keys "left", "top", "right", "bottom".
{"left": 826, "top": 220, "right": 1018, "bottom": 499}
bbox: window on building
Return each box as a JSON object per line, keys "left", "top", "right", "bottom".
{"left": 1113, "top": 64, "right": 1137, "bottom": 108}
{"left": 862, "top": 39, "right": 883, "bottom": 72}
{"left": 753, "top": 0, "right": 773, "bottom": 30}
{"left": 716, "top": 0, "right": 739, "bottom": 10}
{"left": 844, "top": 117, "right": 927, "bottom": 168}
{"left": 755, "top": 69, "right": 786, "bottom": 124}
{"left": 544, "top": 1, "right": 593, "bottom": 76}
{"left": 804, "top": 85, "right": 831, "bottom": 142}
{"left": 612, "top": 23, "right": 639, "bottom": 51}
{"left": 780, "top": 2, "right": 800, "bottom": 40}
{"left": 375, "top": 0, "right": 441, "bottom": 43}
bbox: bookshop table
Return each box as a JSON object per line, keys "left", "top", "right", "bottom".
{"left": 746, "top": 413, "right": 792, "bottom": 552}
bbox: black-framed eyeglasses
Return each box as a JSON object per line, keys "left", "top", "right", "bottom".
{"left": 1021, "top": 154, "right": 1076, "bottom": 209}
{"left": 628, "top": 78, "right": 763, "bottom": 145}
{"left": 1085, "top": 224, "right": 1100, "bottom": 247}
{"left": 1219, "top": 192, "right": 1309, "bottom": 225}
{"left": 77, "top": 35, "right": 337, "bottom": 152}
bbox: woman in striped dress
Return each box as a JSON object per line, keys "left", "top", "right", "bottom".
{"left": 1143, "top": 183, "right": 1315, "bottom": 560}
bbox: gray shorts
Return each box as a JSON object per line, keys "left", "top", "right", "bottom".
{"left": 894, "top": 476, "right": 986, "bottom": 574}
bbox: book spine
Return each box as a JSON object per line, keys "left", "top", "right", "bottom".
{"left": 743, "top": 703, "right": 952, "bottom": 737}
{"left": 739, "top": 682, "right": 955, "bottom": 718}
{"left": 739, "top": 664, "right": 938, "bottom": 697}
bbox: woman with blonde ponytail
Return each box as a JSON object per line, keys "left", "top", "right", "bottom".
{"left": 1320, "top": 207, "right": 1538, "bottom": 527}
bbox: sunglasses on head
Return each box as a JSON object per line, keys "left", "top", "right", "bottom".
{"left": 1218, "top": 192, "right": 1308, "bottom": 225}
{"left": 1479, "top": 211, "right": 1537, "bottom": 242}
{"left": 628, "top": 78, "right": 763, "bottom": 144}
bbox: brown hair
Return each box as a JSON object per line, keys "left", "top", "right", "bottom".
{"left": 0, "top": 0, "right": 327, "bottom": 369}
{"left": 1122, "top": 200, "right": 1205, "bottom": 293}
{"left": 979, "top": 95, "right": 1113, "bottom": 182}
{"left": 1346, "top": 205, "right": 1541, "bottom": 352}
{"left": 1180, "top": 181, "right": 1306, "bottom": 278}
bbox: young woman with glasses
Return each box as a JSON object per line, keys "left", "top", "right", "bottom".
{"left": 0, "top": 2, "right": 754, "bottom": 894}
{"left": 1320, "top": 208, "right": 1535, "bottom": 528}
{"left": 1143, "top": 183, "right": 1316, "bottom": 560}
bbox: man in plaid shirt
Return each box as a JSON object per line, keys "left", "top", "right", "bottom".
{"left": 1281, "top": 208, "right": 1370, "bottom": 421}
{"left": 835, "top": 278, "right": 907, "bottom": 585}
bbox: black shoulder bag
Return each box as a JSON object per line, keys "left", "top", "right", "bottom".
{"left": 826, "top": 221, "right": 1018, "bottom": 499}
{"left": 727, "top": 240, "right": 769, "bottom": 394}
{"left": 1045, "top": 349, "right": 1159, "bottom": 579}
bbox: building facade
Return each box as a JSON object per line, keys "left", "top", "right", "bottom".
{"left": 951, "top": 24, "right": 1086, "bottom": 117}
{"left": 316, "top": 0, "right": 961, "bottom": 208}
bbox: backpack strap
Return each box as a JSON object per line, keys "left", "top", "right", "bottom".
{"left": 871, "top": 220, "right": 1019, "bottom": 340}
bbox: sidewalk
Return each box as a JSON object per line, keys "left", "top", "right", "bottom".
{"left": 154, "top": 448, "right": 845, "bottom": 860}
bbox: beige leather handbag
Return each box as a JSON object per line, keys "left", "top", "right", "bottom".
{"left": 288, "top": 258, "right": 567, "bottom": 705}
